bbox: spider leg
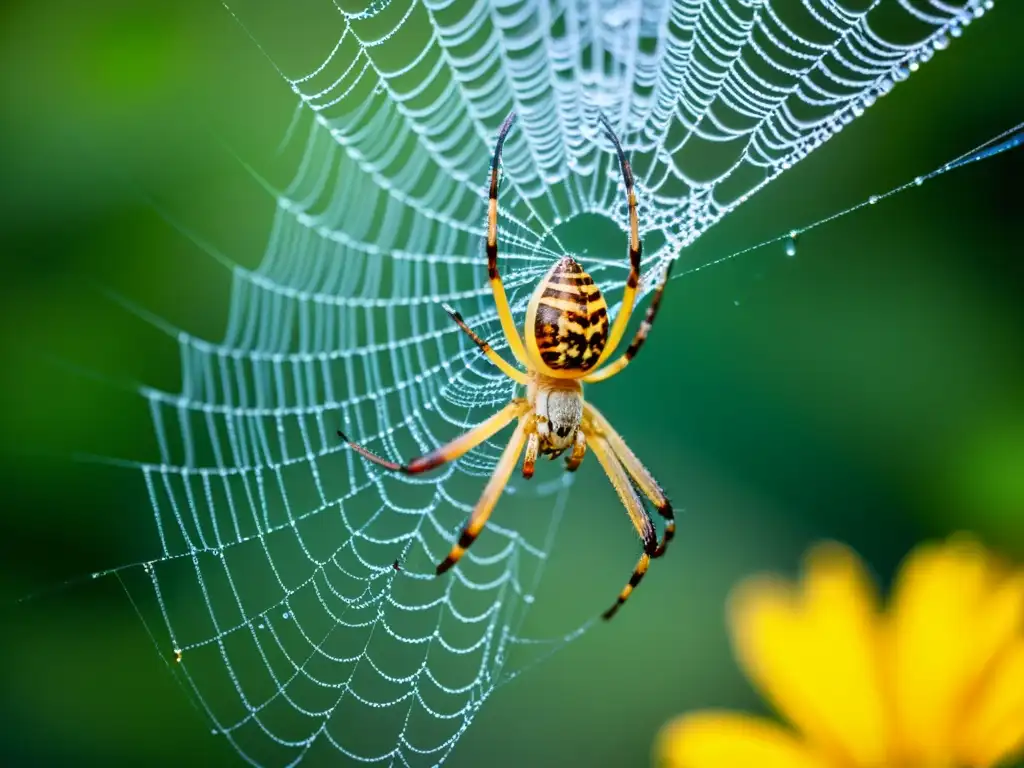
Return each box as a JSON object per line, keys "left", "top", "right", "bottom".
{"left": 338, "top": 400, "right": 526, "bottom": 474}
{"left": 594, "top": 113, "right": 642, "bottom": 367}
{"left": 442, "top": 303, "right": 528, "bottom": 385}
{"left": 583, "top": 260, "right": 673, "bottom": 385}
{"left": 564, "top": 429, "right": 586, "bottom": 472}
{"left": 588, "top": 435, "right": 657, "bottom": 620}
{"left": 584, "top": 402, "right": 674, "bottom": 557}
{"left": 486, "top": 111, "right": 531, "bottom": 368}
{"left": 437, "top": 418, "right": 529, "bottom": 574}
{"left": 522, "top": 429, "right": 539, "bottom": 479}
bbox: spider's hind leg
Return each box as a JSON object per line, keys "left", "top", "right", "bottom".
{"left": 484, "top": 111, "right": 531, "bottom": 368}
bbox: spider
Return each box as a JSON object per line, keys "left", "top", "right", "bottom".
{"left": 339, "top": 111, "right": 674, "bottom": 620}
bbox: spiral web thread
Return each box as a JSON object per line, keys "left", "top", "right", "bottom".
{"left": 106, "top": 0, "right": 994, "bottom": 764}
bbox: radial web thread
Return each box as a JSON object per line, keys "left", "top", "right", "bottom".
{"left": 101, "top": 0, "right": 997, "bottom": 764}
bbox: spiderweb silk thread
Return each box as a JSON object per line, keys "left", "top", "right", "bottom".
{"left": 98, "top": 0, "right": 998, "bottom": 764}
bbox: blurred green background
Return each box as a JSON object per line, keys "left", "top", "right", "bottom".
{"left": 1, "top": 1, "right": 1023, "bottom": 766}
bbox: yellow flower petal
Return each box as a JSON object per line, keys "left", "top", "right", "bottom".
{"left": 654, "top": 711, "right": 831, "bottom": 768}
{"left": 888, "top": 536, "right": 1024, "bottom": 764}
{"left": 957, "top": 640, "right": 1024, "bottom": 767}
{"left": 729, "top": 542, "right": 889, "bottom": 765}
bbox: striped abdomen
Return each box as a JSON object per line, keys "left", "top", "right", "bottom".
{"left": 525, "top": 256, "right": 609, "bottom": 378}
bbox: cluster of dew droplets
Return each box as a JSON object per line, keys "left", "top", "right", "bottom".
{"left": 726, "top": 0, "right": 983, "bottom": 265}
{"left": 770, "top": 1, "right": 996, "bottom": 262}
{"left": 804, "top": 0, "right": 995, "bottom": 160}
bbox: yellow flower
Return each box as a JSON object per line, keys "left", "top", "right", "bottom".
{"left": 655, "top": 536, "right": 1024, "bottom": 768}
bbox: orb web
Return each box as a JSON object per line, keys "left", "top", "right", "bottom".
{"left": 97, "top": 0, "right": 996, "bottom": 764}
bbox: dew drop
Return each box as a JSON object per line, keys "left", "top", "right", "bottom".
{"left": 602, "top": 4, "right": 636, "bottom": 27}
{"left": 950, "top": 25, "right": 963, "bottom": 38}
{"left": 784, "top": 237, "right": 797, "bottom": 257}
{"left": 283, "top": 611, "right": 291, "bottom": 620}
{"left": 869, "top": 195, "right": 879, "bottom": 205}
{"left": 933, "top": 35, "right": 950, "bottom": 51}
{"left": 914, "top": 176, "right": 925, "bottom": 186}
{"left": 422, "top": 401, "right": 433, "bottom": 411}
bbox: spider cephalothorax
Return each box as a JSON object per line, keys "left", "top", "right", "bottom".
{"left": 528, "top": 376, "right": 584, "bottom": 460}
{"left": 340, "top": 111, "right": 675, "bottom": 620}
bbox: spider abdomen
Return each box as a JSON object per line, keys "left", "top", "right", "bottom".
{"left": 525, "top": 256, "right": 609, "bottom": 378}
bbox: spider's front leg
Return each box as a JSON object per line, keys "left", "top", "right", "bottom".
{"left": 522, "top": 427, "right": 539, "bottom": 479}
{"left": 437, "top": 418, "right": 529, "bottom": 575}
{"left": 588, "top": 435, "right": 657, "bottom": 620}
{"left": 585, "top": 403, "right": 674, "bottom": 558}
{"left": 338, "top": 400, "right": 526, "bottom": 474}
{"left": 520, "top": 412, "right": 540, "bottom": 479}
{"left": 565, "top": 429, "right": 586, "bottom": 472}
